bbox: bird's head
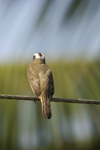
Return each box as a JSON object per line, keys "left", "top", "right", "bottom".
{"left": 33, "top": 53, "right": 45, "bottom": 63}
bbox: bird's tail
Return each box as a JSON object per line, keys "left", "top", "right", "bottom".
{"left": 41, "top": 94, "right": 52, "bottom": 119}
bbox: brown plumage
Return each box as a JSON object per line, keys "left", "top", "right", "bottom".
{"left": 27, "top": 53, "right": 54, "bottom": 119}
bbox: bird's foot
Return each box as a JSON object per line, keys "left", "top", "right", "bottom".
{"left": 33, "top": 95, "right": 36, "bottom": 104}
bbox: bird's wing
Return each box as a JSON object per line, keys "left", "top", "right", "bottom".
{"left": 48, "top": 71, "right": 54, "bottom": 96}
{"left": 27, "top": 65, "right": 41, "bottom": 97}
{"left": 39, "top": 65, "right": 54, "bottom": 97}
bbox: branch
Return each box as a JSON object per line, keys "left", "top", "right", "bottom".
{"left": 0, "top": 94, "right": 100, "bottom": 105}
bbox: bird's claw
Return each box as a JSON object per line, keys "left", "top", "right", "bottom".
{"left": 33, "top": 95, "right": 36, "bottom": 104}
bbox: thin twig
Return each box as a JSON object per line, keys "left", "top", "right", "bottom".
{"left": 0, "top": 94, "right": 100, "bottom": 105}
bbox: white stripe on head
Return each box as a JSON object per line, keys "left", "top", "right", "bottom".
{"left": 34, "top": 53, "right": 45, "bottom": 60}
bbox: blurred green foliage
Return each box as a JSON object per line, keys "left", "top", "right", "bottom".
{"left": 0, "top": 61, "right": 100, "bottom": 150}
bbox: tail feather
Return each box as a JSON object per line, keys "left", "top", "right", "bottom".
{"left": 41, "top": 94, "right": 52, "bottom": 119}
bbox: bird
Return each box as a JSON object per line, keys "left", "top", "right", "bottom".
{"left": 27, "top": 53, "right": 54, "bottom": 119}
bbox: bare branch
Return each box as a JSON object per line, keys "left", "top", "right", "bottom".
{"left": 0, "top": 94, "right": 100, "bottom": 105}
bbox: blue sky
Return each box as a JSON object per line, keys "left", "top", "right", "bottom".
{"left": 0, "top": 0, "right": 100, "bottom": 63}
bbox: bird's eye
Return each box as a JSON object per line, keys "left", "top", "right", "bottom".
{"left": 33, "top": 55, "right": 35, "bottom": 60}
